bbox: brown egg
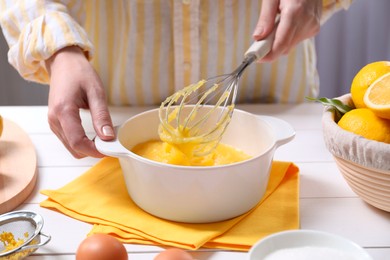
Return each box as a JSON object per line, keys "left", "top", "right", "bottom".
{"left": 154, "top": 248, "right": 194, "bottom": 260}
{"left": 76, "top": 233, "right": 128, "bottom": 260}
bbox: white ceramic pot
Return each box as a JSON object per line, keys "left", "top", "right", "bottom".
{"left": 95, "top": 107, "right": 295, "bottom": 223}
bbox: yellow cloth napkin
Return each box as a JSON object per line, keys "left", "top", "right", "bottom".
{"left": 40, "top": 157, "right": 299, "bottom": 251}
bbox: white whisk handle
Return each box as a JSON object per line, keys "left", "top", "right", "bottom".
{"left": 244, "top": 15, "right": 280, "bottom": 60}
{"left": 244, "top": 36, "right": 274, "bottom": 60}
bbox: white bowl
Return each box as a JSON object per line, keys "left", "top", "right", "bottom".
{"left": 248, "top": 230, "right": 372, "bottom": 260}
{"left": 95, "top": 107, "right": 295, "bottom": 223}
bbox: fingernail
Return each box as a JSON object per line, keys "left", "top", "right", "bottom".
{"left": 253, "top": 26, "right": 264, "bottom": 39}
{"left": 102, "top": 125, "right": 115, "bottom": 137}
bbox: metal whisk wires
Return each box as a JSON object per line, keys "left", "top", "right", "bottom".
{"left": 158, "top": 55, "right": 257, "bottom": 155}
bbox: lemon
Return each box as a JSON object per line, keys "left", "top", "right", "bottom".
{"left": 0, "top": 115, "right": 3, "bottom": 138}
{"left": 338, "top": 108, "right": 390, "bottom": 144}
{"left": 351, "top": 61, "right": 390, "bottom": 108}
{"left": 363, "top": 72, "right": 390, "bottom": 119}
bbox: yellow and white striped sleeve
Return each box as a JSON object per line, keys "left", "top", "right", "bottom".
{"left": 0, "top": 0, "right": 93, "bottom": 84}
{"left": 321, "top": 0, "right": 354, "bottom": 24}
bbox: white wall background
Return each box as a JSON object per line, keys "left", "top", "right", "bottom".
{"left": 0, "top": 0, "right": 389, "bottom": 105}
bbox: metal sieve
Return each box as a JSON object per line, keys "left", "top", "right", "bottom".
{"left": 0, "top": 211, "right": 51, "bottom": 260}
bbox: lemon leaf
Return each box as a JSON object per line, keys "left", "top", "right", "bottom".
{"left": 306, "top": 96, "right": 353, "bottom": 121}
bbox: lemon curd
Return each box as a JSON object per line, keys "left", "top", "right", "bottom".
{"left": 131, "top": 140, "right": 251, "bottom": 166}
{"left": 134, "top": 79, "right": 251, "bottom": 166}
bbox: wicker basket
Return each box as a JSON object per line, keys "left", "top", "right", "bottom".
{"left": 322, "top": 94, "right": 390, "bottom": 212}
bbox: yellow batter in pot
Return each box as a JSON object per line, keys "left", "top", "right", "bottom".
{"left": 132, "top": 140, "right": 251, "bottom": 166}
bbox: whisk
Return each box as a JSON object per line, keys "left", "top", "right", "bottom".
{"left": 159, "top": 21, "right": 278, "bottom": 155}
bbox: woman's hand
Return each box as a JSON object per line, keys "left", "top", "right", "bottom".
{"left": 253, "top": 0, "right": 322, "bottom": 62}
{"left": 45, "top": 46, "right": 115, "bottom": 158}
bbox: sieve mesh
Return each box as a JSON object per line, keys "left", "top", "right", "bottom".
{"left": 0, "top": 219, "right": 36, "bottom": 252}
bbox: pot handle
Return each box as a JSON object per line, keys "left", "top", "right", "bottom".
{"left": 257, "top": 115, "right": 295, "bottom": 147}
{"left": 94, "top": 126, "right": 130, "bottom": 157}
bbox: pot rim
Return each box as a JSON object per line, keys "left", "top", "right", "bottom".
{"left": 95, "top": 107, "right": 295, "bottom": 169}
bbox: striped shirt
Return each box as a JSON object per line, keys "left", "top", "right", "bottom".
{"left": 0, "top": 0, "right": 352, "bottom": 105}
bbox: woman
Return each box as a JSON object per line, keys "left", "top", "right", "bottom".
{"left": 0, "top": 0, "right": 352, "bottom": 158}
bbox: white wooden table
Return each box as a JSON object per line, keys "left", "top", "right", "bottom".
{"left": 0, "top": 104, "right": 389, "bottom": 260}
